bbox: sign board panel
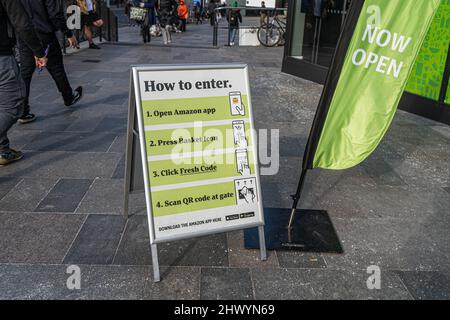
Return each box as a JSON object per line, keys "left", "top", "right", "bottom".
{"left": 131, "top": 64, "right": 264, "bottom": 244}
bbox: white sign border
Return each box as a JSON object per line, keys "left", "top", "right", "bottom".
{"left": 132, "top": 63, "right": 265, "bottom": 245}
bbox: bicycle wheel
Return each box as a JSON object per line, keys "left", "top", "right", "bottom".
{"left": 257, "top": 25, "right": 281, "bottom": 47}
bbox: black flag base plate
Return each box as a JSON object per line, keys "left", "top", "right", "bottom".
{"left": 244, "top": 208, "right": 344, "bottom": 252}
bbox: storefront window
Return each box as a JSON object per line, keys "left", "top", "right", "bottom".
{"left": 289, "top": 0, "right": 351, "bottom": 67}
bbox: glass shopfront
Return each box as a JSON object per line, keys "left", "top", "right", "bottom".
{"left": 282, "top": 0, "right": 450, "bottom": 124}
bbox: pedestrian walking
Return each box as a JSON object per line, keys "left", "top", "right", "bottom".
{"left": 77, "top": 0, "right": 104, "bottom": 49}
{"left": 208, "top": 0, "right": 217, "bottom": 26}
{"left": 260, "top": 1, "right": 267, "bottom": 26}
{"left": 178, "top": 0, "right": 188, "bottom": 31}
{"left": 133, "top": 0, "right": 156, "bottom": 43}
{"left": 17, "top": 0, "right": 83, "bottom": 124}
{"left": 194, "top": 4, "right": 202, "bottom": 24}
{"left": 158, "top": 0, "right": 177, "bottom": 44}
{"left": 227, "top": 1, "right": 242, "bottom": 46}
{"left": 0, "top": 0, "right": 47, "bottom": 166}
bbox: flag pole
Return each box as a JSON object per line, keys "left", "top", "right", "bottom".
{"left": 287, "top": 168, "right": 308, "bottom": 230}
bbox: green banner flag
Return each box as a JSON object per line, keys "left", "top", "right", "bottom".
{"left": 303, "top": 0, "right": 441, "bottom": 170}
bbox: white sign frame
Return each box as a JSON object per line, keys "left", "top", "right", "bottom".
{"left": 128, "top": 64, "right": 267, "bottom": 281}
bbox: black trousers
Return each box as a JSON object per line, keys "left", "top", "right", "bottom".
{"left": 18, "top": 32, "right": 73, "bottom": 116}
{"left": 180, "top": 19, "right": 187, "bottom": 32}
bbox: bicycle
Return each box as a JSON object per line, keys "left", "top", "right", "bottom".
{"left": 257, "top": 11, "right": 286, "bottom": 47}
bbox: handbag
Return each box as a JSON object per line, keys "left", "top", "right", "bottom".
{"left": 130, "top": 7, "right": 148, "bottom": 21}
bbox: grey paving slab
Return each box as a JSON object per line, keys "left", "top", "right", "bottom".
{"left": 0, "top": 151, "right": 122, "bottom": 179}
{"left": 108, "top": 135, "right": 126, "bottom": 153}
{"left": 64, "top": 116, "right": 106, "bottom": 133}
{"left": 0, "top": 177, "right": 21, "bottom": 201}
{"left": 251, "top": 268, "right": 412, "bottom": 300}
{"left": 6, "top": 129, "right": 43, "bottom": 150}
{"left": 200, "top": 268, "right": 254, "bottom": 300}
{"left": 0, "top": 264, "right": 200, "bottom": 300}
{"left": 278, "top": 136, "right": 306, "bottom": 158}
{"left": 63, "top": 214, "right": 125, "bottom": 265}
{"left": 114, "top": 215, "right": 229, "bottom": 267}
{"left": 276, "top": 252, "right": 327, "bottom": 269}
{"left": 0, "top": 178, "right": 58, "bottom": 212}
{"left": 35, "top": 179, "right": 93, "bottom": 213}
{"left": 260, "top": 181, "right": 282, "bottom": 208}
{"left": 323, "top": 217, "right": 450, "bottom": 272}
{"left": 23, "top": 132, "right": 117, "bottom": 153}
{"left": 94, "top": 116, "right": 128, "bottom": 134}
{"left": 361, "top": 157, "right": 406, "bottom": 187}
{"left": 227, "top": 230, "right": 279, "bottom": 269}
{"left": 395, "top": 271, "right": 450, "bottom": 300}
{"left": 15, "top": 115, "right": 75, "bottom": 132}
{"left": 76, "top": 178, "right": 124, "bottom": 214}
{"left": 111, "top": 155, "right": 125, "bottom": 179}
{"left": 0, "top": 213, "right": 86, "bottom": 263}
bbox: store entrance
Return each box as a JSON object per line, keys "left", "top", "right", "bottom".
{"left": 288, "top": 0, "right": 351, "bottom": 68}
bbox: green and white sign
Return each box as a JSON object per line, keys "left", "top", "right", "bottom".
{"left": 305, "top": 0, "right": 441, "bottom": 170}
{"left": 131, "top": 64, "right": 264, "bottom": 244}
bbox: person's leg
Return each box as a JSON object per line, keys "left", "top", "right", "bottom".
{"left": 231, "top": 28, "right": 237, "bottom": 44}
{"left": 84, "top": 25, "right": 93, "bottom": 44}
{"left": 161, "top": 26, "right": 168, "bottom": 44}
{"left": 17, "top": 38, "right": 37, "bottom": 119}
{"left": 39, "top": 33, "right": 74, "bottom": 104}
{"left": 166, "top": 25, "right": 172, "bottom": 42}
{"left": 0, "top": 56, "right": 26, "bottom": 162}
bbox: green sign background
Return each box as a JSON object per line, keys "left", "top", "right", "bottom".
{"left": 405, "top": 0, "right": 450, "bottom": 104}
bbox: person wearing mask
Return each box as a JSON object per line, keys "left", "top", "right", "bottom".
{"left": 0, "top": 0, "right": 47, "bottom": 165}
{"left": 77, "top": 0, "right": 104, "bottom": 49}
{"left": 178, "top": 0, "right": 188, "bottom": 31}
{"left": 17, "top": 0, "right": 83, "bottom": 124}
{"left": 158, "top": 0, "right": 177, "bottom": 44}
{"left": 227, "top": 1, "right": 241, "bottom": 46}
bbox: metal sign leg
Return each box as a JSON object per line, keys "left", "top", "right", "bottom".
{"left": 151, "top": 244, "right": 160, "bottom": 282}
{"left": 258, "top": 226, "right": 267, "bottom": 261}
{"left": 123, "top": 73, "right": 136, "bottom": 221}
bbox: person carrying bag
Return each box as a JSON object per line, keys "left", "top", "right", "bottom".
{"left": 131, "top": 0, "right": 156, "bottom": 43}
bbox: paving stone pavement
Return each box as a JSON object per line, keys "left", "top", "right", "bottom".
{"left": 0, "top": 19, "right": 449, "bottom": 300}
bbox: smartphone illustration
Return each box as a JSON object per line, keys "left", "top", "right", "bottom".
{"left": 229, "top": 92, "right": 245, "bottom": 116}
{"left": 236, "top": 149, "right": 250, "bottom": 176}
{"left": 232, "top": 120, "right": 247, "bottom": 148}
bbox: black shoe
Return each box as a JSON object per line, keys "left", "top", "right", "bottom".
{"left": 0, "top": 149, "right": 24, "bottom": 166}
{"left": 64, "top": 86, "right": 83, "bottom": 107}
{"left": 18, "top": 113, "right": 36, "bottom": 124}
{"left": 89, "top": 43, "right": 101, "bottom": 49}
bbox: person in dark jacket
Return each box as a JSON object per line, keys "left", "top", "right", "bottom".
{"left": 158, "top": 0, "right": 177, "bottom": 44}
{"left": 0, "top": 0, "right": 47, "bottom": 166}
{"left": 227, "top": 2, "right": 242, "bottom": 46}
{"left": 133, "top": 0, "right": 156, "bottom": 43}
{"left": 207, "top": 0, "right": 217, "bottom": 26}
{"left": 17, "top": 0, "right": 83, "bottom": 124}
